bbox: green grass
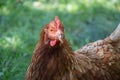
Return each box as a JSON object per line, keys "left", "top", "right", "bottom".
{"left": 0, "top": 0, "right": 120, "bottom": 80}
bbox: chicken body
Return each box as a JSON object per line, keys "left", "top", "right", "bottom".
{"left": 75, "top": 25, "right": 120, "bottom": 80}
{"left": 25, "top": 17, "right": 120, "bottom": 80}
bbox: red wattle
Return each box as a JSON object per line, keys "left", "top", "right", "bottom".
{"left": 50, "top": 40, "right": 57, "bottom": 46}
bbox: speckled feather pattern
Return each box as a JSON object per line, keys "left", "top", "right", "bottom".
{"left": 25, "top": 20, "right": 120, "bottom": 80}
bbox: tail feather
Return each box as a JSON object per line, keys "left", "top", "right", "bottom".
{"left": 109, "top": 23, "right": 120, "bottom": 42}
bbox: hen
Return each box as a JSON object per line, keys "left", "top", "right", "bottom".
{"left": 25, "top": 16, "right": 120, "bottom": 80}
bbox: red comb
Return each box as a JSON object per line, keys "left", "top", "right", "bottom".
{"left": 55, "top": 16, "right": 61, "bottom": 28}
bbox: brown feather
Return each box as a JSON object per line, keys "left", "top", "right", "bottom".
{"left": 25, "top": 18, "right": 120, "bottom": 80}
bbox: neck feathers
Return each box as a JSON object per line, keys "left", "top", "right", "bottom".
{"left": 26, "top": 37, "right": 74, "bottom": 80}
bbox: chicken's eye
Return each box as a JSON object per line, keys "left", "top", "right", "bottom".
{"left": 50, "top": 29, "right": 54, "bottom": 32}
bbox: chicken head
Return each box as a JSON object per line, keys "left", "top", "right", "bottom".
{"left": 44, "top": 16, "right": 64, "bottom": 47}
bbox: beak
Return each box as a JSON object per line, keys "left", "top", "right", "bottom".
{"left": 57, "top": 34, "right": 64, "bottom": 44}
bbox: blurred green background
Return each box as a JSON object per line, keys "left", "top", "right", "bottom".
{"left": 0, "top": 0, "right": 120, "bottom": 80}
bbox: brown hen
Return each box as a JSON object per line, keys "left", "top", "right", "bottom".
{"left": 25, "top": 16, "right": 120, "bottom": 80}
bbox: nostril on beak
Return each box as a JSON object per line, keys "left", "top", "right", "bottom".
{"left": 59, "top": 34, "right": 64, "bottom": 39}
{"left": 58, "top": 34, "right": 64, "bottom": 43}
